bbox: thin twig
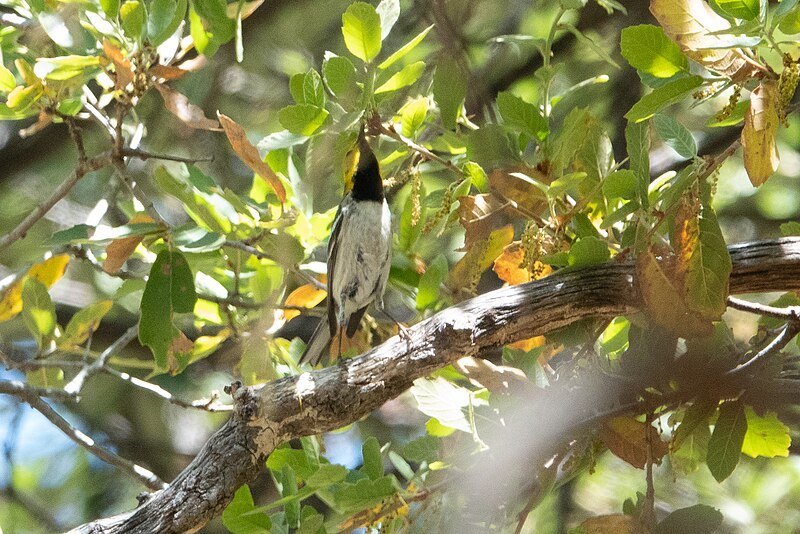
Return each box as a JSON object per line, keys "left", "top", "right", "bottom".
{"left": 123, "top": 148, "right": 214, "bottom": 164}
{"left": 0, "top": 154, "right": 112, "bottom": 252}
{"left": 727, "top": 296, "right": 800, "bottom": 320}
{"left": 64, "top": 325, "right": 139, "bottom": 395}
{"left": 0, "top": 379, "right": 77, "bottom": 402}
{"left": 725, "top": 321, "right": 800, "bottom": 378}
{"left": 102, "top": 367, "right": 232, "bottom": 412}
{"left": 20, "top": 392, "right": 166, "bottom": 490}
{"left": 643, "top": 411, "right": 656, "bottom": 532}
{"left": 224, "top": 241, "right": 326, "bottom": 290}
{"left": 375, "top": 121, "right": 465, "bottom": 176}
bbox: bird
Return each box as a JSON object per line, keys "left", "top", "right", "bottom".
{"left": 299, "top": 126, "right": 392, "bottom": 366}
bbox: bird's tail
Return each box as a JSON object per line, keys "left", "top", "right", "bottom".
{"left": 298, "top": 313, "right": 332, "bottom": 366}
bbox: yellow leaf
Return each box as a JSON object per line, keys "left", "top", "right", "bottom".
{"left": 103, "top": 214, "right": 154, "bottom": 273}
{"left": 650, "top": 0, "right": 754, "bottom": 81}
{"left": 508, "top": 335, "right": 545, "bottom": 352}
{"left": 448, "top": 225, "right": 515, "bottom": 295}
{"left": 598, "top": 416, "right": 668, "bottom": 469}
{"left": 742, "top": 81, "right": 780, "bottom": 187}
{"left": 0, "top": 255, "right": 69, "bottom": 323}
{"left": 283, "top": 279, "right": 327, "bottom": 320}
{"left": 492, "top": 241, "right": 531, "bottom": 285}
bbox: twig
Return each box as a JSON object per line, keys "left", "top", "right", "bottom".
{"left": 375, "top": 121, "right": 465, "bottom": 176}
{"left": 63, "top": 325, "right": 139, "bottom": 395}
{"left": 642, "top": 411, "right": 656, "bottom": 532}
{"left": 725, "top": 321, "right": 800, "bottom": 378}
{"left": 0, "top": 154, "right": 111, "bottom": 252}
{"left": 21, "top": 392, "right": 166, "bottom": 491}
{"left": 123, "top": 148, "right": 214, "bottom": 164}
{"left": 224, "top": 241, "right": 326, "bottom": 290}
{"left": 0, "top": 379, "right": 77, "bottom": 402}
{"left": 102, "top": 367, "right": 232, "bottom": 412}
{"left": 727, "top": 296, "right": 800, "bottom": 320}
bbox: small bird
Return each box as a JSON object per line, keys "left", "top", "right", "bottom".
{"left": 299, "top": 127, "right": 392, "bottom": 366}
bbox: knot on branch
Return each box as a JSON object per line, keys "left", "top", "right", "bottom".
{"left": 228, "top": 381, "right": 259, "bottom": 422}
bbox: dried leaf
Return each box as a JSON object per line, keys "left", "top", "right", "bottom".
{"left": 167, "top": 330, "right": 194, "bottom": 375}
{"left": 217, "top": 112, "right": 287, "bottom": 203}
{"left": 508, "top": 336, "right": 545, "bottom": 353}
{"left": 636, "top": 248, "right": 712, "bottom": 336}
{"left": 742, "top": 81, "right": 780, "bottom": 187}
{"left": 599, "top": 416, "right": 669, "bottom": 469}
{"left": 103, "top": 39, "right": 134, "bottom": 90}
{"left": 650, "top": 0, "right": 755, "bottom": 81}
{"left": 283, "top": 278, "right": 327, "bottom": 320}
{"left": 448, "top": 225, "right": 514, "bottom": 294}
{"left": 103, "top": 214, "right": 154, "bottom": 273}
{"left": 488, "top": 168, "right": 548, "bottom": 217}
{"left": 149, "top": 56, "right": 207, "bottom": 80}
{"left": 155, "top": 83, "right": 220, "bottom": 130}
{"left": 454, "top": 356, "right": 533, "bottom": 395}
{"left": 458, "top": 194, "right": 507, "bottom": 249}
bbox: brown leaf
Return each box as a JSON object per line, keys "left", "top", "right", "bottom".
{"left": 454, "top": 357, "right": 534, "bottom": 395}
{"left": 579, "top": 514, "right": 643, "bottom": 534}
{"left": 598, "top": 416, "right": 669, "bottom": 469}
{"left": 448, "top": 224, "right": 514, "bottom": 295}
{"left": 488, "top": 168, "right": 548, "bottom": 218}
{"left": 103, "top": 40, "right": 134, "bottom": 90}
{"left": 167, "top": 331, "right": 194, "bottom": 375}
{"left": 225, "top": 0, "right": 264, "bottom": 19}
{"left": 149, "top": 56, "right": 207, "bottom": 81}
{"left": 742, "top": 80, "right": 780, "bottom": 187}
{"left": 103, "top": 214, "right": 154, "bottom": 274}
{"left": 636, "top": 248, "right": 712, "bottom": 336}
{"left": 650, "top": 0, "right": 756, "bottom": 82}
{"left": 155, "top": 83, "right": 220, "bottom": 131}
{"left": 672, "top": 184, "right": 700, "bottom": 283}
{"left": 19, "top": 110, "right": 52, "bottom": 138}
{"left": 217, "top": 112, "right": 287, "bottom": 203}
{"left": 458, "top": 194, "right": 507, "bottom": 249}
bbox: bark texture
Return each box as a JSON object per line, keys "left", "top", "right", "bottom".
{"left": 70, "top": 237, "right": 800, "bottom": 534}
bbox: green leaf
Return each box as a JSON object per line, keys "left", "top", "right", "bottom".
{"left": 120, "top": 1, "right": 146, "bottom": 39}
{"left": 433, "top": 57, "right": 466, "bottom": 130}
{"left": 411, "top": 377, "right": 472, "bottom": 433}
{"left": 333, "top": 475, "right": 398, "bottom": 513}
{"left": 741, "top": 407, "right": 790, "bottom": 458}
{"left": 416, "top": 254, "right": 447, "bottom": 310}
{"left": 6, "top": 84, "right": 43, "bottom": 112}
{"left": 400, "top": 96, "right": 429, "bottom": 139}
{"left": 376, "top": 0, "right": 400, "bottom": 41}
{"left": 22, "top": 279, "right": 57, "bottom": 348}
{"left": 100, "top": 0, "right": 120, "bottom": 18}
{"left": 716, "top": 0, "right": 760, "bottom": 20}
{"left": 361, "top": 437, "right": 383, "bottom": 481}
{"left": 281, "top": 465, "right": 299, "bottom": 528}
{"left": 323, "top": 55, "right": 357, "bottom": 99}
{"left": 707, "top": 400, "right": 747, "bottom": 482}
{"left": 464, "top": 161, "right": 489, "bottom": 192}
{"left": 465, "top": 124, "right": 519, "bottom": 170}
{"left": 656, "top": 505, "right": 723, "bottom": 534}
{"left": 779, "top": 5, "right": 800, "bottom": 33}
{"left": 147, "top": 0, "right": 187, "bottom": 46}
{"left": 402, "top": 435, "right": 440, "bottom": 464}
{"left": 306, "top": 464, "right": 347, "bottom": 487}
{"left": 0, "top": 65, "right": 15, "bottom": 93}
{"left": 496, "top": 92, "right": 548, "bottom": 141}
{"left": 654, "top": 114, "right": 697, "bottom": 159}
{"left": 707, "top": 99, "right": 749, "bottom": 127}
{"left": 603, "top": 170, "right": 638, "bottom": 201}
{"left": 223, "top": 485, "right": 271, "bottom": 534}
{"left": 267, "top": 448, "right": 314, "bottom": 482}
{"left": 781, "top": 221, "right": 800, "bottom": 236}
{"left": 625, "top": 120, "right": 650, "bottom": 209}
{"left": 278, "top": 104, "right": 329, "bottom": 136}
{"left": 174, "top": 227, "right": 225, "bottom": 253}
{"left": 302, "top": 69, "right": 325, "bottom": 107}
{"left": 34, "top": 55, "right": 101, "bottom": 81}
{"left": 138, "top": 250, "right": 197, "bottom": 372}
{"left": 61, "top": 300, "right": 113, "bottom": 348}
{"left": 341, "top": 2, "right": 382, "bottom": 62}
{"left": 379, "top": 24, "right": 434, "bottom": 70}
{"left": 375, "top": 60, "right": 425, "bottom": 94}
{"left": 684, "top": 206, "right": 731, "bottom": 318}
{"left": 625, "top": 75, "right": 704, "bottom": 123}
{"left": 620, "top": 25, "right": 689, "bottom": 78}
{"left": 57, "top": 97, "right": 84, "bottom": 116}
{"left": 568, "top": 237, "right": 610, "bottom": 267}
{"left": 26, "top": 368, "right": 64, "bottom": 389}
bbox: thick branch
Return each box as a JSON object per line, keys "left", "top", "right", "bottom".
{"left": 69, "top": 238, "right": 800, "bottom": 534}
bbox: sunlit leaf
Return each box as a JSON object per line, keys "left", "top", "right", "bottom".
{"left": 433, "top": 57, "right": 466, "bottom": 130}
{"left": 60, "top": 300, "right": 114, "bottom": 348}
{"left": 22, "top": 278, "right": 57, "bottom": 348}
{"left": 742, "top": 81, "right": 779, "bottom": 186}
{"left": 223, "top": 485, "right": 271, "bottom": 534}
{"left": 741, "top": 407, "right": 790, "bottom": 458}
{"left": 375, "top": 61, "right": 425, "bottom": 94}
{"left": 341, "top": 2, "right": 382, "bottom": 62}
{"left": 620, "top": 24, "right": 689, "bottom": 78}
{"left": 378, "top": 24, "right": 434, "bottom": 70}
{"left": 625, "top": 75, "right": 704, "bottom": 122}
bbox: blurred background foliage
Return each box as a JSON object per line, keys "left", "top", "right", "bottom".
{"left": 0, "top": 0, "right": 799, "bottom": 532}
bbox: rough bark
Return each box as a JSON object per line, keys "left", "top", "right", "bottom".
{"left": 69, "top": 237, "right": 800, "bottom": 534}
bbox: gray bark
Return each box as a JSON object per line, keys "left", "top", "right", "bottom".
{"left": 69, "top": 237, "right": 800, "bottom": 534}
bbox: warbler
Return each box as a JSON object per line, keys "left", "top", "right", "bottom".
{"left": 299, "top": 127, "right": 392, "bottom": 366}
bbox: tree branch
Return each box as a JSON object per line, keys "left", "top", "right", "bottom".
{"left": 69, "top": 238, "right": 800, "bottom": 533}
{"left": 64, "top": 325, "right": 139, "bottom": 395}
